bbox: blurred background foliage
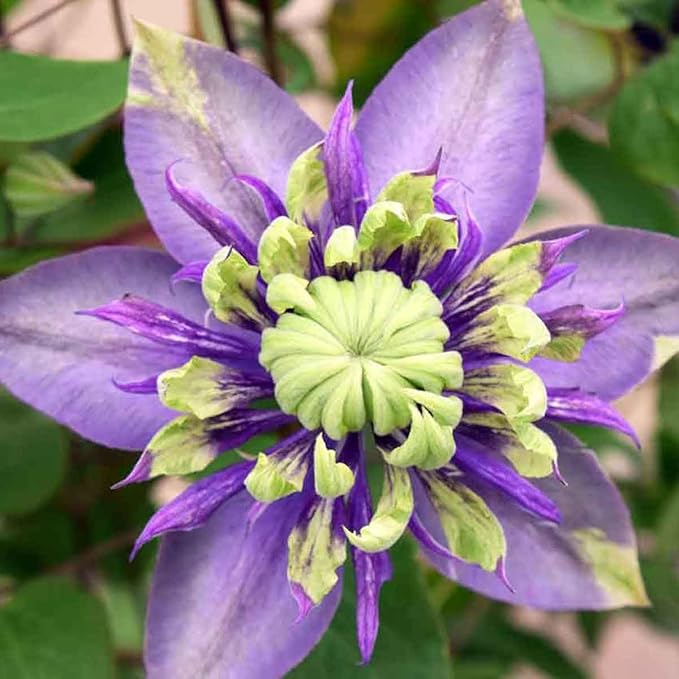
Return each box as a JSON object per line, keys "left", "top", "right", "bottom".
{"left": 0, "top": 0, "right": 678, "bottom": 677}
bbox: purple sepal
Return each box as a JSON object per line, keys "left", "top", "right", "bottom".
{"left": 78, "top": 295, "right": 259, "bottom": 361}
{"left": 546, "top": 388, "right": 640, "bottom": 447}
{"left": 131, "top": 461, "right": 253, "bottom": 558}
{"left": 113, "top": 374, "right": 159, "bottom": 395}
{"left": 540, "top": 262, "right": 577, "bottom": 293}
{"left": 324, "top": 82, "right": 361, "bottom": 228}
{"left": 414, "top": 147, "right": 443, "bottom": 177}
{"left": 165, "top": 162, "right": 258, "bottom": 263}
{"left": 350, "top": 134, "right": 370, "bottom": 226}
{"left": 540, "top": 302, "right": 625, "bottom": 340}
{"left": 408, "top": 509, "right": 453, "bottom": 560}
{"left": 235, "top": 174, "right": 287, "bottom": 222}
{"left": 539, "top": 230, "right": 588, "bottom": 275}
{"left": 291, "top": 583, "right": 315, "bottom": 624}
{"left": 453, "top": 437, "right": 562, "bottom": 523}
{"left": 348, "top": 453, "right": 392, "bottom": 664}
{"left": 113, "top": 450, "right": 154, "bottom": 490}
{"left": 171, "top": 260, "right": 208, "bottom": 286}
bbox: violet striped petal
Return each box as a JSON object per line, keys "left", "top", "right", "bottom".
{"left": 78, "top": 296, "right": 259, "bottom": 361}
{"left": 166, "top": 162, "right": 258, "bottom": 263}
{"left": 324, "top": 83, "right": 358, "bottom": 228}
{"left": 540, "top": 262, "right": 577, "bottom": 293}
{"left": 538, "top": 231, "right": 588, "bottom": 276}
{"left": 113, "top": 375, "right": 159, "bottom": 395}
{"left": 171, "top": 260, "right": 208, "bottom": 286}
{"left": 348, "top": 454, "right": 392, "bottom": 664}
{"left": 350, "top": 133, "right": 370, "bottom": 226}
{"left": 547, "top": 388, "right": 639, "bottom": 447}
{"left": 132, "top": 460, "right": 253, "bottom": 557}
{"left": 235, "top": 174, "right": 287, "bottom": 222}
{"left": 408, "top": 509, "right": 454, "bottom": 560}
{"left": 453, "top": 436, "right": 561, "bottom": 523}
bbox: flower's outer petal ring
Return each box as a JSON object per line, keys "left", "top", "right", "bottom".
{"left": 0, "top": 247, "right": 205, "bottom": 451}
{"left": 145, "top": 491, "right": 342, "bottom": 679}
{"left": 528, "top": 225, "right": 679, "bottom": 400}
{"left": 355, "top": 0, "right": 544, "bottom": 257}
{"left": 125, "top": 21, "right": 322, "bottom": 264}
{"left": 413, "top": 423, "right": 647, "bottom": 610}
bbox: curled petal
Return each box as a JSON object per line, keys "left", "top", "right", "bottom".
{"left": 235, "top": 174, "right": 287, "bottom": 222}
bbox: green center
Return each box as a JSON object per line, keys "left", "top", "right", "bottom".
{"left": 259, "top": 270, "right": 464, "bottom": 440}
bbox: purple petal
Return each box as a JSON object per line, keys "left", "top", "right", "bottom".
{"left": 414, "top": 423, "right": 646, "bottom": 610}
{"left": 453, "top": 435, "right": 561, "bottom": 523}
{"left": 145, "top": 491, "right": 341, "bottom": 678}
{"left": 165, "top": 163, "right": 258, "bottom": 262}
{"left": 171, "top": 259, "right": 208, "bottom": 286}
{"left": 324, "top": 82, "right": 359, "bottom": 228}
{"left": 125, "top": 23, "right": 322, "bottom": 263}
{"left": 132, "top": 460, "right": 253, "bottom": 557}
{"left": 235, "top": 174, "right": 287, "bottom": 222}
{"left": 347, "top": 456, "right": 392, "bottom": 664}
{"left": 0, "top": 247, "right": 205, "bottom": 450}
{"left": 350, "top": 134, "right": 370, "bottom": 226}
{"left": 113, "top": 375, "right": 159, "bottom": 395}
{"left": 529, "top": 225, "right": 679, "bottom": 400}
{"left": 355, "top": 0, "right": 544, "bottom": 256}
{"left": 79, "top": 295, "right": 259, "bottom": 362}
{"left": 547, "top": 388, "right": 639, "bottom": 447}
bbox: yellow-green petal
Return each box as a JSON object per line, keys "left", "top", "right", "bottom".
{"left": 313, "top": 435, "right": 355, "bottom": 499}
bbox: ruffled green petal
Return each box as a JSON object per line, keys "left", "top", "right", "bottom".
{"left": 257, "top": 216, "right": 313, "bottom": 283}
{"left": 285, "top": 142, "right": 327, "bottom": 223}
{"left": 265, "top": 273, "right": 315, "bottom": 314}
{"left": 343, "top": 464, "right": 413, "bottom": 553}
{"left": 313, "top": 435, "right": 355, "bottom": 499}
{"left": 356, "top": 201, "right": 414, "bottom": 268}
{"left": 244, "top": 448, "right": 309, "bottom": 503}
{"left": 375, "top": 170, "right": 436, "bottom": 222}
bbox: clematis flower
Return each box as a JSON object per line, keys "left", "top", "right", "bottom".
{"left": 1, "top": 0, "right": 678, "bottom": 676}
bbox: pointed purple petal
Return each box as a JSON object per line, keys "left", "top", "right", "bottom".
{"left": 235, "top": 174, "right": 287, "bottom": 222}
{"left": 356, "top": 0, "right": 544, "bottom": 256}
{"left": 529, "top": 225, "right": 679, "bottom": 400}
{"left": 78, "top": 295, "right": 259, "bottom": 362}
{"left": 453, "top": 436, "right": 562, "bottom": 523}
{"left": 125, "top": 24, "right": 322, "bottom": 263}
{"left": 131, "top": 461, "right": 252, "bottom": 557}
{"left": 0, "top": 247, "right": 205, "bottom": 450}
{"left": 171, "top": 259, "right": 208, "bottom": 286}
{"left": 166, "top": 162, "right": 258, "bottom": 262}
{"left": 347, "top": 452, "right": 392, "bottom": 664}
{"left": 145, "top": 492, "right": 341, "bottom": 678}
{"left": 324, "top": 82, "right": 359, "bottom": 227}
{"left": 113, "top": 375, "right": 159, "bottom": 394}
{"left": 547, "top": 388, "right": 639, "bottom": 447}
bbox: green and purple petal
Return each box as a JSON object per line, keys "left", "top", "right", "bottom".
{"left": 125, "top": 21, "right": 322, "bottom": 263}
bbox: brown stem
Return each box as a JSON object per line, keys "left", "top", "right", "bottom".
{"left": 109, "top": 0, "right": 129, "bottom": 57}
{"left": 212, "top": 0, "right": 238, "bottom": 54}
{"left": 0, "top": 0, "right": 80, "bottom": 47}
{"left": 259, "top": 0, "right": 283, "bottom": 85}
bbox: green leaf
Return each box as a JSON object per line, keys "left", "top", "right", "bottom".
{"left": 609, "top": 41, "right": 679, "bottom": 188}
{"left": 0, "top": 577, "right": 115, "bottom": 679}
{"left": 0, "top": 53, "right": 127, "bottom": 142}
{"left": 0, "top": 390, "right": 67, "bottom": 515}
{"left": 553, "top": 130, "right": 679, "bottom": 236}
{"left": 32, "top": 126, "right": 145, "bottom": 243}
{"left": 98, "top": 580, "right": 144, "bottom": 653}
{"left": 548, "top": 0, "right": 631, "bottom": 30}
{"left": 4, "top": 151, "right": 93, "bottom": 218}
{"left": 290, "top": 538, "right": 451, "bottom": 678}
{"left": 523, "top": 0, "right": 618, "bottom": 102}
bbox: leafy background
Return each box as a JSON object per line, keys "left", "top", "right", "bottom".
{"left": 1, "top": 0, "right": 678, "bottom": 677}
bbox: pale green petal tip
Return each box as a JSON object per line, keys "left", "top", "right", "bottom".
{"left": 288, "top": 498, "right": 346, "bottom": 605}
{"left": 539, "top": 333, "right": 586, "bottom": 362}
{"left": 425, "top": 472, "right": 506, "bottom": 571}
{"left": 571, "top": 528, "right": 650, "bottom": 607}
{"left": 313, "top": 436, "right": 355, "bottom": 498}
{"left": 157, "top": 356, "right": 228, "bottom": 419}
{"left": 258, "top": 216, "right": 313, "bottom": 283}
{"left": 202, "top": 246, "right": 265, "bottom": 325}
{"left": 244, "top": 451, "right": 308, "bottom": 503}
{"left": 285, "top": 142, "right": 327, "bottom": 223}
{"left": 145, "top": 416, "right": 216, "bottom": 478}
{"left": 266, "top": 273, "right": 315, "bottom": 314}
{"left": 376, "top": 171, "right": 436, "bottom": 222}
{"left": 356, "top": 201, "right": 413, "bottom": 267}
{"left": 652, "top": 335, "right": 679, "bottom": 371}
{"left": 324, "top": 225, "right": 359, "bottom": 269}
{"left": 343, "top": 465, "right": 413, "bottom": 553}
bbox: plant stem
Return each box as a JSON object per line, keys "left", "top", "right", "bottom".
{"left": 259, "top": 0, "right": 283, "bottom": 85}
{"left": 109, "top": 0, "right": 129, "bottom": 57}
{"left": 212, "top": 0, "right": 238, "bottom": 54}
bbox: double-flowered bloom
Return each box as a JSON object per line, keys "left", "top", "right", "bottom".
{"left": 1, "top": 1, "right": 678, "bottom": 677}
